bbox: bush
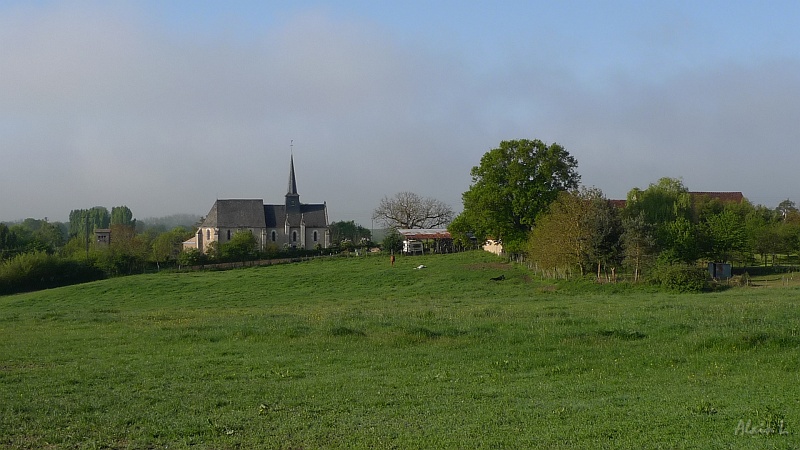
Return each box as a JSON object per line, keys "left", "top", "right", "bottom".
{"left": 651, "top": 264, "right": 708, "bottom": 293}
{"left": 0, "top": 252, "right": 104, "bottom": 295}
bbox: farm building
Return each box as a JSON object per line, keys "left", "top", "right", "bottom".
{"left": 397, "top": 229, "right": 453, "bottom": 254}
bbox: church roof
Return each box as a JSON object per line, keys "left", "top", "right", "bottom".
{"left": 201, "top": 199, "right": 267, "bottom": 228}
{"left": 199, "top": 156, "right": 327, "bottom": 231}
{"left": 265, "top": 203, "right": 328, "bottom": 228}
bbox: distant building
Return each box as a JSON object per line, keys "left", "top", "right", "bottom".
{"left": 94, "top": 228, "right": 111, "bottom": 246}
{"left": 397, "top": 228, "right": 453, "bottom": 254}
{"left": 183, "top": 156, "right": 329, "bottom": 253}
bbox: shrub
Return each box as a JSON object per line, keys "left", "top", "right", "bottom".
{"left": 651, "top": 264, "right": 708, "bottom": 293}
{"left": 0, "top": 252, "right": 104, "bottom": 295}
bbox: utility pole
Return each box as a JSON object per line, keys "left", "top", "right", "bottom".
{"left": 85, "top": 213, "right": 89, "bottom": 260}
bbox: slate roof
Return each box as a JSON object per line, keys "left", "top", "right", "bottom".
{"left": 265, "top": 203, "right": 328, "bottom": 228}
{"left": 199, "top": 157, "right": 327, "bottom": 231}
{"left": 201, "top": 199, "right": 267, "bottom": 228}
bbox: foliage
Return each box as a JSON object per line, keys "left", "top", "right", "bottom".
{"left": 526, "top": 191, "right": 589, "bottom": 277}
{"left": 657, "top": 216, "right": 700, "bottom": 264}
{"left": 372, "top": 191, "right": 454, "bottom": 229}
{"left": 111, "top": 205, "right": 135, "bottom": 227}
{"left": 93, "top": 224, "right": 150, "bottom": 276}
{"left": 151, "top": 227, "right": 194, "bottom": 267}
{"left": 0, "top": 252, "right": 104, "bottom": 295}
{"left": 775, "top": 198, "right": 798, "bottom": 220}
{"left": 220, "top": 230, "right": 259, "bottom": 261}
{"left": 625, "top": 178, "right": 699, "bottom": 264}
{"left": 68, "top": 206, "right": 110, "bottom": 241}
{"left": 700, "top": 208, "right": 748, "bottom": 263}
{"left": 329, "top": 220, "right": 372, "bottom": 246}
{"left": 177, "top": 248, "right": 205, "bottom": 267}
{"left": 650, "top": 263, "right": 708, "bottom": 292}
{"left": 527, "top": 188, "right": 621, "bottom": 278}
{"left": 0, "top": 220, "right": 67, "bottom": 258}
{"left": 621, "top": 212, "right": 656, "bottom": 282}
{"left": 626, "top": 177, "right": 692, "bottom": 225}
{"left": 1, "top": 252, "right": 799, "bottom": 448}
{"left": 382, "top": 228, "right": 403, "bottom": 253}
{"left": 457, "top": 139, "right": 580, "bottom": 253}
{"left": 447, "top": 213, "right": 478, "bottom": 250}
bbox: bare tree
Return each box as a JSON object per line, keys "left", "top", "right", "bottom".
{"left": 373, "top": 192, "right": 454, "bottom": 229}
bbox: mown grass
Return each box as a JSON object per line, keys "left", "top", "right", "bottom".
{"left": 1, "top": 251, "right": 799, "bottom": 448}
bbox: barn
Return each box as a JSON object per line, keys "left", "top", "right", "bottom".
{"left": 396, "top": 229, "right": 453, "bottom": 254}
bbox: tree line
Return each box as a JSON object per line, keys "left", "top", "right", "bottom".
{"left": 0, "top": 207, "right": 200, "bottom": 294}
{"left": 448, "top": 139, "right": 800, "bottom": 285}
{"left": 4, "top": 138, "right": 797, "bottom": 294}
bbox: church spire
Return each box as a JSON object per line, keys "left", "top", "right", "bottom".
{"left": 287, "top": 153, "right": 298, "bottom": 196}
{"left": 286, "top": 150, "right": 301, "bottom": 214}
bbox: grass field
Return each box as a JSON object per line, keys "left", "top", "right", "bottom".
{"left": 1, "top": 251, "right": 799, "bottom": 449}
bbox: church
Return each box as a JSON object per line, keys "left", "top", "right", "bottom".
{"left": 184, "top": 156, "right": 329, "bottom": 253}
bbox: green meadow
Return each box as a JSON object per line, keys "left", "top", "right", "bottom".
{"left": 1, "top": 251, "right": 799, "bottom": 449}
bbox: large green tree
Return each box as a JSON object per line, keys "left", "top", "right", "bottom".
{"left": 329, "top": 221, "right": 372, "bottom": 246}
{"left": 457, "top": 139, "right": 580, "bottom": 253}
{"left": 624, "top": 178, "right": 697, "bottom": 263}
{"left": 220, "top": 230, "right": 259, "bottom": 261}
{"left": 111, "top": 206, "right": 135, "bottom": 227}
{"left": 151, "top": 227, "right": 194, "bottom": 268}
{"left": 68, "top": 207, "right": 111, "bottom": 241}
{"left": 700, "top": 206, "right": 749, "bottom": 264}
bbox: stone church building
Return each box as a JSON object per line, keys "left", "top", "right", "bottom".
{"left": 184, "top": 156, "right": 329, "bottom": 253}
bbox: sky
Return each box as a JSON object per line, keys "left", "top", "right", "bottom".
{"left": 2, "top": 1, "right": 800, "bottom": 227}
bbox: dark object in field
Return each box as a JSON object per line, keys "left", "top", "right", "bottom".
{"left": 490, "top": 275, "right": 505, "bottom": 281}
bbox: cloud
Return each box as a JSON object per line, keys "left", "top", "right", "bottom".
{"left": 1, "top": 2, "right": 799, "bottom": 227}
{"left": 541, "top": 59, "right": 800, "bottom": 205}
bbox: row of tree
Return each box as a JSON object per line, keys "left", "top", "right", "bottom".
{"left": 1, "top": 207, "right": 204, "bottom": 293}
{"left": 448, "top": 139, "right": 800, "bottom": 280}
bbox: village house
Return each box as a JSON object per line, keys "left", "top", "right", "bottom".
{"left": 183, "top": 156, "right": 329, "bottom": 253}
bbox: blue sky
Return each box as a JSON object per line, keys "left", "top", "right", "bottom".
{"left": 2, "top": 1, "right": 800, "bottom": 226}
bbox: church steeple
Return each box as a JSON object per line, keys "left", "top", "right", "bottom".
{"left": 287, "top": 153, "right": 298, "bottom": 196}
{"left": 285, "top": 154, "right": 301, "bottom": 214}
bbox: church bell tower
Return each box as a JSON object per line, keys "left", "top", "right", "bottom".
{"left": 285, "top": 154, "right": 301, "bottom": 215}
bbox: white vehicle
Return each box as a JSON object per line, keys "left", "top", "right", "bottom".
{"left": 403, "top": 240, "right": 423, "bottom": 255}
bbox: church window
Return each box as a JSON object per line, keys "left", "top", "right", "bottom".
{"left": 206, "top": 229, "right": 210, "bottom": 240}
{"left": 292, "top": 231, "right": 297, "bottom": 242}
{"left": 313, "top": 231, "right": 318, "bottom": 242}
{"left": 227, "top": 230, "right": 231, "bottom": 240}
{"left": 271, "top": 231, "right": 276, "bottom": 242}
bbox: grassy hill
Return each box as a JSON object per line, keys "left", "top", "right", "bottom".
{"left": 1, "top": 251, "right": 798, "bottom": 448}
